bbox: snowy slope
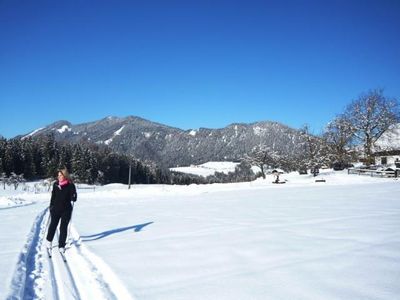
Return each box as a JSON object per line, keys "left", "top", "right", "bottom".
{"left": 170, "top": 161, "right": 240, "bottom": 177}
{"left": 170, "top": 161, "right": 261, "bottom": 177}
{"left": 1, "top": 171, "right": 400, "bottom": 299}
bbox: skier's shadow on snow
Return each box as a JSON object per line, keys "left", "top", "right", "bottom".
{"left": 80, "top": 222, "right": 154, "bottom": 242}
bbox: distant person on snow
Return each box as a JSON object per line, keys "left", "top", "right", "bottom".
{"left": 272, "top": 170, "right": 280, "bottom": 183}
{"left": 46, "top": 168, "right": 77, "bottom": 254}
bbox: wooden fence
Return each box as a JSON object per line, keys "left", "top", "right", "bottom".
{"left": 76, "top": 185, "right": 96, "bottom": 191}
{"left": 348, "top": 168, "right": 397, "bottom": 178}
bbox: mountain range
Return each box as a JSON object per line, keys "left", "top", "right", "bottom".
{"left": 20, "top": 116, "right": 308, "bottom": 167}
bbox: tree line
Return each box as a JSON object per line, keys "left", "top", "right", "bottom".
{"left": 0, "top": 134, "right": 175, "bottom": 185}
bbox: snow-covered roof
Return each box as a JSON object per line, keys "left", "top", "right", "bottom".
{"left": 374, "top": 123, "right": 400, "bottom": 151}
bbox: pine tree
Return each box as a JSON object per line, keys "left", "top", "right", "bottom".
{"left": 21, "top": 138, "right": 36, "bottom": 179}
{"left": 40, "top": 134, "right": 59, "bottom": 178}
{"left": 71, "top": 144, "right": 85, "bottom": 182}
{"left": 3, "top": 140, "right": 15, "bottom": 175}
{"left": 59, "top": 145, "right": 73, "bottom": 171}
{"left": 0, "top": 137, "right": 6, "bottom": 175}
{"left": 86, "top": 151, "right": 99, "bottom": 184}
{"left": 101, "top": 153, "right": 121, "bottom": 184}
{"left": 32, "top": 140, "right": 45, "bottom": 177}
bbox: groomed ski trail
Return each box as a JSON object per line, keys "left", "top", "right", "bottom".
{"left": 7, "top": 208, "right": 134, "bottom": 300}
{"left": 6, "top": 208, "right": 48, "bottom": 300}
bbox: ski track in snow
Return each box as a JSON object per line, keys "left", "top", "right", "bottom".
{"left": 6, "top": 208, "right": 47, "bottom": 300}
{"left": 7, "top": 208, "right": 134, "bottom": 300}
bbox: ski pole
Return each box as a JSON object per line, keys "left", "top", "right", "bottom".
{"left": 45, "top": 206, "right": 51, "bottom": 235}
{"left": 67, "top": 201, "right": 74, "bottom": 247}
{"left": 44, "top": 206, "right": 52, "bottom": 254}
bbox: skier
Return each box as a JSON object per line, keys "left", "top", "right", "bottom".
{"left": 46, "top": 168, "right": 77, "bottom": 256}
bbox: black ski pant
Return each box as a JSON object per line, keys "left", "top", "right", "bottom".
{"left": 46, "top": 209, "right": 72, "bottom": 248}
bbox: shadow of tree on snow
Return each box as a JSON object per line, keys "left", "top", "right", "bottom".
{"left": 80, "top": 222, "right": 154, "bottom": 242}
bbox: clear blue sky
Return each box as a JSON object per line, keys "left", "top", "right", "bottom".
{"left": 1, "top": 0, "right": 399, "bottom": 138}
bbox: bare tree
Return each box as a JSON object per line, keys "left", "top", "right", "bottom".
{"left": 323, "top": 114, "right": 356, "bottom": 165}
{"left": 344, "top": 89, "right": 399, "bottom": 165}
{"left": 298, "top": 124, "right": 329, "bottom": 169}
{"left": 9, "top": 172, "right": 24, "bottom": 190}
{"left": 244, "top": 145, "right": 278, "bottom": 179}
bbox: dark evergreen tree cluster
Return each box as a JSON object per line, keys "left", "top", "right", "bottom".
{"left": 0, "top": 134, "right": 185, "bottom": 185}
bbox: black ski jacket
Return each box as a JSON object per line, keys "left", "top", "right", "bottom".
{"left": 50, "top": 181, "right": 77, "bottom": 213}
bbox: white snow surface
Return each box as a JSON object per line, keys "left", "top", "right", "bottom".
{"left": 0, "top": 196, "right": 35, "bottom": 208}
{"left": 22, "top": 128, "right": 44, "bottom": 139}
{"left": 56, "top": 125, "right": 71, "bottom": 133}
{"left": 171, "top": 161, "right": 240, "bottom": 177}
{"left": 253, "top": 126, "right": 266, "bottom": 136}
{"left": 1, "top": 170, "right": 400, "bottom": 299}
{"left": 104, "top": 125, "right": 125, "bottom": 145}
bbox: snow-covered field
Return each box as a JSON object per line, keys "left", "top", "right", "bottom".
{"left": 1, "top": 169, "right": 400, "bottom": 299}
{"left": 170, "top": 161, "right": 241, "bottom": 177}
{"left": 170, "top": 161, "right": 261, "bottom": 177}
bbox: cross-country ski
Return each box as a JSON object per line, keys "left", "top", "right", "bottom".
{"left": 59, "top": 249, "right": 67, "bottom": 263}
{"left": 46, "top": 247, "right": 52, "bottom": 259}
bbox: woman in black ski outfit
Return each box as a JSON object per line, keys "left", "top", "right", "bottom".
{"left": 46, "top": 168, "right": 77, "bottom": 253}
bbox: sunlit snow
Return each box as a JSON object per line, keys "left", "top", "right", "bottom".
{"left": 171, "top": 161, "right": 240, "bottom": 176}
{"left": 56, "top": 125, "right": 71, "bottom": 133}
{"left": 21, "top": 128, "right": 44, "bottom": 139}
{"left": 105, "top": 125, "right": 125, "bottom": 145}
{"left": 1, "top": 169, "right": 400, "bottom": 299}
{"left": 253, "top": 126, "right": 266, "bottom": 136}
